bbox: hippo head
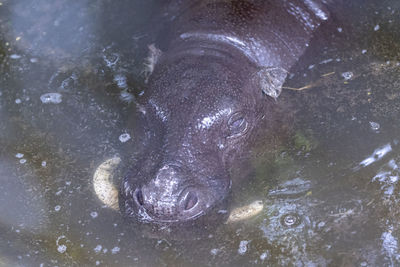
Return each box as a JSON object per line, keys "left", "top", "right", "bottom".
{"left": 119, "top": 47, "right": 276, "bottom": 225}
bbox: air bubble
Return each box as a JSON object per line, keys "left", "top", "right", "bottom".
{"left": 57, "top": 245, "right": 67, "bottom": 253}
{"left": 341, "top": 71, "right": 354, "bottom": 80}
{"left": 238, "top": 240, "right": 249, "bottom": 255}
{"left": 260, "top": 251, "right": 269, "bottom": 261}
{"left": 369, "top": 121, "right": 380, "bottom": 132}
{"left": 281, "top": 213, "right": 301, "bottom": 227}
{"left": 119, "top": 133, "right": 131, "bottom": 143}
{"left": 210, "top": 248, "right": 219, "bottom": 255}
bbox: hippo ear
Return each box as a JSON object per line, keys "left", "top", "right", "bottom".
{"left": 254, "top": 67, "right": 288, "bottom": 100}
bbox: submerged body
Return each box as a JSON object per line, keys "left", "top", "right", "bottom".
{"left": 120, "top": 0, "right": 331, "bottom": 225}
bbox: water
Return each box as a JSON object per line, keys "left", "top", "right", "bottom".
{"left": 1, "top": 0, "right": 400, "bottom": 266}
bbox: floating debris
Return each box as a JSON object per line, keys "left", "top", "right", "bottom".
{"left": 374, "top": 24, "right": 380, "bottom": 31}
{"left": 144, "top": 44, "right": 162, "bottom": 82}
{"left": 358, "top": 143, "right": 394, "bottom": 168}
{"left": 283, "top": 71, "right": 335, "bottom": 91}
{"left": 15, "top": 153, "right": 24, "bottom": 158}
{"left": 111, "top": 247, "right": 120, "bottom": 254}
{"left": 93, "top": 157, "right": 121, "bottom": 210}
{"left": 381, "top": 228, "right": 398, "bottom": 259}
{"left": 10, "top": 54, "right": 21, "bottom": 59}
{"left": 372, "top": 159, "right": 399, "bottom": 196}
{"left": 227, "top": 200, "right": 263, "bottom": 223}
{"left": 114, "top": 74, "right": 127, "bottom": 89}
{"left": 103, "top": 51, "right": 119, "bottom": 68}
{"left": 119, "top": 90, "right": 134, "bottom": 103}
{"left": 40, "top": 93, "right": 62, "bottom": 104}
{"left": 319, "top": 58, "right": 333, "bottom": 65}
{"left": 94, "top": 245, "right": 102, "bottom": 254}
{"left": 269, "top": 177, "right": 311, "bottom": 197}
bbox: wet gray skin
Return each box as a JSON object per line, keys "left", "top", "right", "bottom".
{"left": 119, "top": 0, "right": 332, "bottom": 224}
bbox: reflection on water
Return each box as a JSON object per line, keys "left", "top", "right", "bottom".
{"left": 1, "top": 0, "right": 400, "bottom": 266}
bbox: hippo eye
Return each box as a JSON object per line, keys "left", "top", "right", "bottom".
{"left": 135, "top": 189, "right": 144, "bottom": 206}
{"left": 227, "top": 113, "right": 248, "bottom": 137}
{"left": 184, "top": 191, "right": 199, "bottom": 210}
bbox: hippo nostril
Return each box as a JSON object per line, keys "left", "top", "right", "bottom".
{"left": 135, "top": 188, "right": 144, "bottom": 206}
{"left": 184, "top": 191, "right": 198, "bottom": 211}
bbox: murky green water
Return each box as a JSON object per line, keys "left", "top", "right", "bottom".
{"left": 1, "top": 0, "right": 400, "bottom": 266}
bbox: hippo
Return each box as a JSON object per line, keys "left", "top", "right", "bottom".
{"left": 119, "top": 0, "right": 332, "bottom": 225}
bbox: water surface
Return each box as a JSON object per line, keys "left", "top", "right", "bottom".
{"left": 1, "top": 0, "right": 400, "bottom": 266}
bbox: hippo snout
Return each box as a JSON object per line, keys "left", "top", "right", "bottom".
{"left": 134, "top": 187, "right": 202, "bottom": 221}
{"left": 131, "top": 165, "right": 207, "bottom": 222}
